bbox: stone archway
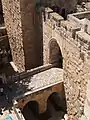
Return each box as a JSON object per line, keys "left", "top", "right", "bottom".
{"left": 49, "top": 39, "right": 63, "bottom": 68}
{"left": 38, "top": 92, "right": 67, "bottom": 120}
{"left": 22, "top": 101, "right": 39, "bottom": 120}
{"left": 47, "top": 92, "right": 67, "bottom": 113}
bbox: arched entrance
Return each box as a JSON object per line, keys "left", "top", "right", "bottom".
{"left": 47, "top": 92, "right": 67, "bottom": 113}
{"left": 39, "top": 92, "right": 67, "bottom": 120}
{"left": 22, "top": 101, "right": 39, "bottom": 120}
{"left": 49, "top": 39, "right": 63, "bottom": 68}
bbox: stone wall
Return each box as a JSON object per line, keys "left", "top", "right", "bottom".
{"left": 2, "top": 0, "right": 25, "bottom": 72}
{"left": 43, "top": 8, "right": 90, "bottom": 119}
{"left": 14, "top": 82, "right": 65, "bottom": 113}
{"left": 20, "top": 0, "right": 43, "bottom": 70}
{"left": 7, "top": 63, "right": 56, "bottom": 83}
{"left": 2, "top": 0, "right": 43, "bottom": 72}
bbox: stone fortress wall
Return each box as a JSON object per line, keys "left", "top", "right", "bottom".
{"left": 2, "top": 0, "right": 43, "bottom": 72}
{"left": 1, "top": 0, "right": 80, "bottom": 73}
{"left": 43, "top": 8, "right": 90, "bottom": 120}
{"left": 2, "top": 0, "right": 25, "bottom": 72}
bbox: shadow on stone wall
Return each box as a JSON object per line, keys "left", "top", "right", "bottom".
{"left": 49, "top": 39, "right": 63, "bottom": 68}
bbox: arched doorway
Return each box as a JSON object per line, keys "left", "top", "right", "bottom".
{"left": 22, "top": 101, "right": 39, "bottom": 120}
{"left": 49, "top": 39, "right": 63, "bottom": 68}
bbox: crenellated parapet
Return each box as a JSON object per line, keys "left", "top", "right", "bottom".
{"left": 44, "top": 8, "right": 90, "bottom": 52}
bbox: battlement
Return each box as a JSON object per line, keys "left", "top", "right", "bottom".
{"left": 45, "top": 8, "right": 64, "bottom": 27}
{"left": 44, "top": 8, "right": 90, "bottom": 52}
{"left": 45, "top": 8, "right": 81, "bottom": 39}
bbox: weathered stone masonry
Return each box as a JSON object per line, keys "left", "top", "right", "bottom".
{"left": 1, "top": 0, "right": 79, "bottom": 72}
{"left": 43, "top": 8, "right": 90, "bottom": 119}
{"left": 15, "top": 82, "right": 64, "bottom": 113}
{"left": 2, "top": 0, "right": 43, "bottom": 72}
{"left": 2, "top": 0, "right": 25, "bottom": 72}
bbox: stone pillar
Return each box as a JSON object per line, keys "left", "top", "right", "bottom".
{"left": 2, "top": 0, "right": 43, "bottom": 72}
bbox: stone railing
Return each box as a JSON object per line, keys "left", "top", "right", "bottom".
{"left": 7, "top": 63, "right": 58, "bottom": 83}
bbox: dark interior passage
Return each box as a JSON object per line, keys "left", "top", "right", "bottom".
{"left": 22, "top": 101, "right": 39, "bottom": 120}
{"left": 48, "top": 92, "right": 67, "bottom": 112}
{"left": 49, "top": 39, "right": 63, "bottom": 68}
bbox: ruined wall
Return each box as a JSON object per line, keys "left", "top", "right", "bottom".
{"left": 43, "top": 8, "right": 90, "bottom": 119}
{"left": 2, "top": 0, "right": 43, "bottom": 72}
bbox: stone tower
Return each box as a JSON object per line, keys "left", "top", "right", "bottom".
{"left": 2, "top": 0, "right": 43, "bottom": 72}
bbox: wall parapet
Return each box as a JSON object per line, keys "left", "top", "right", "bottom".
{"left": 76, "top": 31, "right": 90, "bottom": 52}
{"left": 7, "top": 63, "right": 57, "bottom": 83}
{"left": 68, "top": 11, "right": 90, "bottom": 34}
{"left": 45, "top": 8, "right": 64, "bottom": 28}
{"left": 45, "top": 7, "right": 53, "bottom": 19}
{"left": 50, "top": 12, "right": 64, "bottom": 27}
{"left": 45, "top": 7, "right": 90, "bottom": 48}
{"left": 45, "top": 7, "right": 81, "bottom": 40}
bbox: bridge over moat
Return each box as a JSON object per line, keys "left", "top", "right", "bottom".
{"left": 13, "top": 67, "right": 65, "bottom": 113}
{"left": 0, "top": 64, "right": 66, "bottom": 120}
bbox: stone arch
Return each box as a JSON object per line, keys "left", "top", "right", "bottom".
{"left": 16, "top": 83, "right": 65, "bottom": 114}
{"left": 22, "top": 100, "right": 39, "bottom": 119}
{"left": 47, "top": 92, "right": 67, "bottom": 113}
{"left": 49, "top": 39, "right": 63, "bottom": 68}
